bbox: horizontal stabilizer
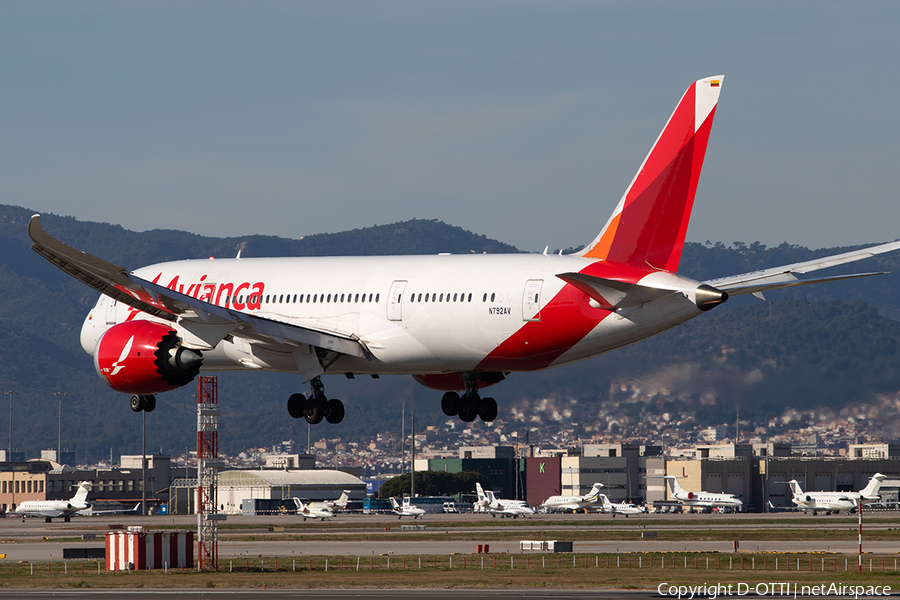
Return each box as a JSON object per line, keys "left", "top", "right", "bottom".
{"left": 556, "top": 272, "right": 674, "bottom": 310}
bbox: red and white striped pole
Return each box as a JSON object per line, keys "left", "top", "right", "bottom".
{"left": 858, "top": 499, "right": 862, "bottom": 574}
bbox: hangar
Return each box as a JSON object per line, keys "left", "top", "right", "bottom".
{"left": 170, "top": 469, "right": 366, "bottom": 515}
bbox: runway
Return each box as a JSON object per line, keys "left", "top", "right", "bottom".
{"left": 0, "top": 511, "right": 896, "bottom": 563}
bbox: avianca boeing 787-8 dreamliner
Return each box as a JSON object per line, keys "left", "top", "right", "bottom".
{"left": 28, "top": 75, "right": 900, "bottom": 426}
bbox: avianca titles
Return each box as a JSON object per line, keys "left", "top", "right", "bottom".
{"left": 28, "top": 75, "right": 900, "bottom": 426}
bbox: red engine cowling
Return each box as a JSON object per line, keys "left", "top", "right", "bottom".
{"left": 93, "top": 320, "right": 203, "bottom": 394}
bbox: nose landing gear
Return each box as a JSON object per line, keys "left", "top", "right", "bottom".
{"left": 286, "top": 377, "right": 345, "bottom": 424}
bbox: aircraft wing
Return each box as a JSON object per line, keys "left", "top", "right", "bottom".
{"left": 705, "top": 240, "right": 900, "bottom": 297}
{"left": 28, "top": 214, "right": 371, "bottom": 360}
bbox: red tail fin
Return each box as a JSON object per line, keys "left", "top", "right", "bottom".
{"left": 581, "top": 76, "right": 723, "bottom": 272}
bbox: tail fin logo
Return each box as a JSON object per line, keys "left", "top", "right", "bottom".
{"left": 581, "top": 76, "right": 724, "bottom": 273}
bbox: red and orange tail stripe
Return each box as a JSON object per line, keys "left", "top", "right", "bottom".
{"left": 583, "top": 76, "right": 723, "bottom": 273}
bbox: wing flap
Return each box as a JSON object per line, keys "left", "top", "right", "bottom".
{"left": 707, "top": 239, "right": 900, "bottom": 295}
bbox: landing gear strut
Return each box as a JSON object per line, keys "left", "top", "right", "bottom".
{"left": 440, "top": 374, "right": 497, "bottom": 423}
{"left": 286, "top": 377, "right": 344, "bottom": 424}
{"left": 130, "top": 394, "right": 156, "bottom": 413}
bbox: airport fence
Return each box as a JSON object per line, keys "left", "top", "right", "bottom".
{"left": 0, "top": 552, "right": 898, "bottom": 577}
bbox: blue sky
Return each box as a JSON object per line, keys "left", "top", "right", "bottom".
{"left": 2, "top": 2, "right": 898, "bottom": 253}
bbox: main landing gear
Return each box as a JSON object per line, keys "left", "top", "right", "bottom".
{"left": 440, "top": 374, "right": 498, "bottom": 423}
{"left": 130, "top": 394, "right": 156, "bottom": 412}
{"left": 286, "top": 376, "right": 345, "bottom": 425}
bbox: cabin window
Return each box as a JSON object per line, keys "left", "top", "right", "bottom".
{"left": 453, "top": 293, "right": 458, "bottom": 302}
{"left": 327, "top": 294, "right": 332, "bottom": 302}
{"left": 279, "top": 295, "right": 284, "bottom": 303}
{"left": 355, "top": 293, "right": 359, "bottom": 302}
{"left": 340, "top": 294, "right": 345, "bottom": 302}
{"left": 482, "top": 293, "right": 487, "bottom": 302}
{"left": 376, "top": 294, "right": 380, "bottom": 302}
{"left": 439, "top": 293, "right": 443, "bottom": 302}
{"left": 490, "top": 293, "right": 495, "bottom": 302}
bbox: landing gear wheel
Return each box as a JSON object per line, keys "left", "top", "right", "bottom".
{"left": 130, "top": 395, "right": 155, "bottom": 412}
{"left": 287, "top": 394, "right": 306, "bottom": 419}
{"left": 477, "top": 397, "right": 498, "bottom": 422}
{"left": 304, "top": 395, "right": 325, "bottom": 424}
{"left": 324, "top": 398, "right": 345, "bottom": 424}
{"left": 441, "top": 392, "right": 460, "bottom": 416}
{"left": 458, "top": 394, "right": 479, "bottom": 422}
{"left": 64, "top": 516, "right": 71, "bottom": 523}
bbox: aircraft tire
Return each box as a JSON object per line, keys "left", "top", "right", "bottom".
{"left": 324, "top": 398, "right": 345, "bottom": 424}
{"left": 143, "top": 395, "right": 156, "bottom": 412}
{"left": 478, "top": 397, "right": 498, "bottom": 422}
{"left": 287, "top": 394, "right": 306, "bottom": 419}
{"left": 304, "top": 395, "right": 325, "bottom": 424}
{"left": 441, "top": 392, "right": 460, "bottom": 416}
{"left": 64, "top": 516, "right": 71, "bottom": 522}
{"left": 130, "top": 395, "right": 144, "bottom": 412}
{"left": 458, "top": 395, "right": 478, "bottom": 422}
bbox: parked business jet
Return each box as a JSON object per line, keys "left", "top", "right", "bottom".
{"left": 663, "top": 476, "right": 742, "bottom": 510}
{"left": 28, "top": 75, "right": 900, "bottom": 426}
{"left": 390, "top": 497, "right": 426, "bottom": 519}
{"left": 540, "top": 482, "right": 604, "bottom": 512}
{"left": 598, "top": 494, "right": 645, "bottom": 517}
{"left": 292, "top": 498, "right": 334, "bottom": 521}
{"left": 475, "top": 482, "right": 534, "bottom": 518}
{"left": 789, "top": 473, "right": 885, "bottom": 515}
{"left": 14, "top": 481, "right": 91, "bottom": 523}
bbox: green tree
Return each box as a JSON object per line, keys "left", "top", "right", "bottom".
{"left": 378, "top": 471, "right": 490, "bottom": 498}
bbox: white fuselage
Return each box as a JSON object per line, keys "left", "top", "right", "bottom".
{"left": 80, "top": 253, "right": 708, "bottom": 379}
{"left": 15, "top": 500, "right": 85, "bottom": 519}
{"left": 673, "top": 492, "right": 742, "bottom": 509}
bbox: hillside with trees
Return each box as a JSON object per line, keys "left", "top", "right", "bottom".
{"left": 2, "top": 203, "right": 900, "bottom": 462}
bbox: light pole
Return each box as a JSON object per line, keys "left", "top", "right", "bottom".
{"left": 54, "top": 392, "right": 67, "bottom": 463}
{"left": 5, "top": 390, "right": 17, "bottom": 461}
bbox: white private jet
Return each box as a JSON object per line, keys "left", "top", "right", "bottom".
{"left": 598, "top": 494, "right": 645, "bottom": 517}
{"left": 292, "top": 498, "right": 335, "bottom": 521}
{"left": 29, "top": 75, "right": 900, "bottom": 427}
{"left": 306, "top": 490, "right": 351, "bottom": 513}
{"left": 475, "top": 482, "right": 534, "bottom": 518}
{"left": 789, "top": 473, "right": 886, "bottom": 515}
{"left": 390, "top": 497, "right": 426, "bottom": 519}
{"left": 540, "top": 483, "right": 604, "bottom": 512}
{"left": 15, "top": 481, "right": 91, "bottom": 523}
{"left": 663, "top": 476, "right": 742, "bottom": 511}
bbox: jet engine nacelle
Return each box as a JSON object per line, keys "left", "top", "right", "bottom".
{"left": 804, "top": 494, "right": 812, "bottom": 503}
{"left": 687, "top": 492, "right": 694, "bottom": 500}
{"left": 93, "top": 320, "right": 203, "bottom": 394}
